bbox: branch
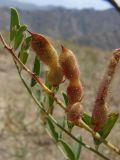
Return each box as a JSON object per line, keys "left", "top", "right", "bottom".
{"left": 0, "top": 33, "right": 120, "bottom": 156}
{"left": 105, "top": 0, "right": 120, "bottom": 12}
{"left": 16, "top": 71, "right": 110, "bottom": 160}
{"left": 0, "top": 33, "right": 65, "bottom": 110}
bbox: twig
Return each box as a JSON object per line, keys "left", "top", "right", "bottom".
{"left": 105, "top": 0, "right": 120, "bottom": 12}
{"left": 0, "top": 33, "right": 120, "bottom": 155}
{"left": 17, "top": 71, "right": 110, "bottom": 160}
{"left": 0, "top": 33, "right": 65, "bottom": 110}
{"left": 79, "top": 120, "right": 120, "bottom": 154}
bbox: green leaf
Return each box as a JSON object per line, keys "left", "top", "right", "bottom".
{"left": 46, "top": 117, "right": 59, "bottom": 142}
{"left": 59, "top": 117, "right": 66, "bottom": 138}
{"left": 31, "top": 56, "right": 40, "bottom": 87}
{"left": 67, "top": 121, "right": 74, "bottom": 132}
{"left": 94, "top": 113, "right": 119, "bottom": 146}
{"left": 35, "top": 89, "right": 41, "bottom": 101}
{"left": 10, "top": 8, "right": 20, "bottom": 42}
{"left": 45, "top": 73, "right": 52, "bottom": 89}
{"left": 18, "top": 50, "right": 28, "bottom": 64}
{"left": 14, "top": 25, "right": 27, "bottom": 50}
{"left": 59, "top": 139, "right": 76, "bottom": 160}
{"left": 48, "top": 95, "right": 54, "bottom": 107}
{"left": 18, "top": 36, "right": 31, "bottom": 65}
{"left": 73, "top": 136, "right": 82, "bottom": 160}
{"left": 62, "top": 92, "right": 68, "bottom": 106}
{"left": 21, "top": 36, "right": 31, "bottom": 50}
{"left": 82, "top": 112, "right": 92, "bottom": 127}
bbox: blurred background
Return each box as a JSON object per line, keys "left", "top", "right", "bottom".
{"left": 0, "top": 0, "right": 120, "bottom": 160}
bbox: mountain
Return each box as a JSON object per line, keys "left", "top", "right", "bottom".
{"left": 0, "top": 6, "right": 120, "bottom": 50}
{"left": 0, "top": 0, "right": 39, "bottom": 10}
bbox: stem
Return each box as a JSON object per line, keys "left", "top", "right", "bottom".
{"left": 0, "top": 33, "right": 66, "bottom": 110}
{"left": 0, "top": 33, "right": 120, "bottom": 156}
{"left": 17, "top": 72, "right": 110, "bottom": 160}
{"left": 79, "top": 120, "right": 120, "bottom": 154}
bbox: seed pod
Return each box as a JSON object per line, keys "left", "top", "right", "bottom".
{"left": 29, "top": 31, "right": 58, "bottom": 67}
{"left": 67, "top": 102, "right": 83, "bottom": 124}
{"left": 47, "top": 65, "right": 64, "bottom": 87}
{"left": 28, "top": 30, "right": 64, "bottom": 86}
{"left": 92, "top": 104, "right": 108, "bottom": 132}
{"left": 59, "top": 45, "right": 83, "bottom": 113}
{"left": 67, "top": 80, "right": 83, "bottom": 105}
{"left": 92, "top": 49, "right": 120, "bottom": 132}
{"left": 59, "top": 46, "right": 80, "bottom": 80}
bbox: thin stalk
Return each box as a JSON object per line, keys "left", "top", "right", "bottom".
{"left": 16, "top": 71, "right": 110, "bottom": 160}
{"left": 79, "top": 120, "right": 120, "bottom": 154}
{"left": 0, "top": 33, "right": 65, "bottom": 110}
{"left": 0, "top": 33, "right": 120, "bottom": 156}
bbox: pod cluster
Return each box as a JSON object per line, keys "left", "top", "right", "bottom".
{"left": 59, "top": 46, "right": 83, "bottom": 123}
{"left": 29, "top": 30, "right": 120, "bottom": 129}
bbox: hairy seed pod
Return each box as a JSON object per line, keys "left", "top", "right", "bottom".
{"left": 67, "top": 80, "right": 83, "bottom": 105}
{"left": 67, "top": 102, "right": 83, "bottom": 123}
{"left": 28, "top": 31, "right": 63, "bottom": 86}
{"left": 59, "top": 45, "right": 83, "bottom": 117}
{"left": 29, "top": 31, "right": 58, "bottom": 67}
{"left": 47, "top": 65, "right": 64, "bottom": 87}
{"left": 92, "top": 49, "right": 120, "bottom": 132}
{"left": 92, "top": 104, "right": 108, "bottom": 132}
{"left": 59, "top": 46, "right": 80, "bottom": 80}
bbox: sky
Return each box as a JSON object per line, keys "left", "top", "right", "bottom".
{"left": 16, "top": 0, "right": 113, "bottom": 10}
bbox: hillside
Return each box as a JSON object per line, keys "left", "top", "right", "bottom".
{"left": 0, "top": 0, "right": 39, "bottom": 10}
{"left": 0, "top": 7, "right": 120, "bottom": 49}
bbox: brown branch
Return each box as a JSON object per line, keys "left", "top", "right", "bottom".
{"left": 105, "top": 0, "right": 120, "bottom": 12}
{"left": 0, "top": 33, "right": 66, "bottom": 110}
{"left": 0, "top": 33, "right": 120, "bottom": 155}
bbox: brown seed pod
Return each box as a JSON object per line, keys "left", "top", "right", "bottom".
{"left": 67, "top": 102, "right": 83, "bottom": 124}
{"left": 47, "top": 65, "right": 64, "bottom": 87}
{"left": 59, "top": 46, "right": 80, "bottom": 80}
{"left": 92, "top": 49, "right": 120, "bottom": 132}
{"left": 67, "top": 80, "right": 83, "bottom": 105}
{"left": 92, "top": 104, "right": 108, "bottom": 132}
{"left": 28, "top": 31, "right": 64, "bottom": 86}
{"left": 29, "top": 31, "right": 58, "bottom": 67}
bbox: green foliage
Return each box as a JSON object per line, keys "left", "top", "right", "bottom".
{"left": 18, "top": 50, "right": 28, "bottom": 64}
{"left": 59, "top": 139, "right": 76, "bottom": 160}
{"left": 94, "top": 113, "right": 119, "bottom": 146}
{"left": 10, "top": 8, "right": 20, "bottom": 42}
{"left": 18, "top": 36, "right": 31, "bottom": 64}
{"left": 73, "top": 136, "right": 82, "bottom": 160}
{"left": 59, "top": 117, "right": 66, "bottom": 138}
{"left": 21, "top": 36, "right": 31, "bottom": 50}
{"left": 62, "top": 92, "right": 68, "bottom": 106}
{"left": 6, "top": 7, "right": 119, "bottom": 160}
{"left": 31, "top": 56, "right": 40, "bottom": 87}
{"left": 14, "top": 25, "right": 27, "bottom": 50}
{"left": 82, "top": 112, "right": 92, "bottom": 127}
{"left": 46, "top": 117, "right": 59, "bottom": 142}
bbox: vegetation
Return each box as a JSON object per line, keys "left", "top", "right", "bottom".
{"left": 0, "top": 6, "right": 120, "bottom": 160}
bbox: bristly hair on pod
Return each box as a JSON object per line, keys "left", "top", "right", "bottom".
{"left": 59, "top": 45, "right": 84, "bottom": 123}
{"left": 28, "top": 30, "right": 58, "bottom": 67}
{"left": 28, "top": 30, "right": 64, "bottom": 86}
{"left": 92, "top": 49, "right": 120, "bottom": 132}
{"left": 67, "top": 80, "right": 83, "bottom": 105}
{"left": 67, "top": 102, "right": 83, "bottom": 124}
{"left": 59, "top": 45, "right": 80, "bottom": 80}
